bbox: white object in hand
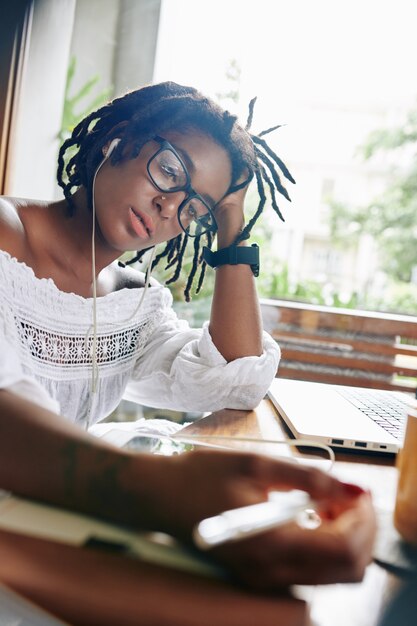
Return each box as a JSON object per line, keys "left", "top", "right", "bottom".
{"left": 193, "top": 490, "right": 320, "bottom": 550}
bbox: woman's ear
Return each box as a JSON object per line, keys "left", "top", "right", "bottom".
{"left": 102, "top": 120, "right": 129, "bottom": 157}
{"left": 103, "top": 138, "right": 121, "bottom": 159}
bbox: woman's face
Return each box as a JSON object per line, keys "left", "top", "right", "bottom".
{"left": 93, "top": 130, "right": 233, "bottom": 255}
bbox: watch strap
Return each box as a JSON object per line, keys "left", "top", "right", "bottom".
{"left": 202, "top": 243, "right": 260, "bottom": 277}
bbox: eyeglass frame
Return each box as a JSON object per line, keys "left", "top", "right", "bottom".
{"left": 146, "top": 135, "right": 218, "bottom": 238}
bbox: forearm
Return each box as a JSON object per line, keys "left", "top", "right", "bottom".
{"left": 0, "top": 390, "right": 167, "bottom": 529}
{"left": 209, "top": 205, "right": 263, "bottom": 362}
{"left": 210, "top": 263, "right": 263, "bottom": 361}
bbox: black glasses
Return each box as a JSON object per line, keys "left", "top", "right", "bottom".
{"left": 146, "top": 136, "right": 218, "bottom": 238}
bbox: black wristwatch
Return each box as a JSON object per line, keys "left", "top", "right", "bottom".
{"left": 202, "top": 243, "right": 260, "bottom": 277}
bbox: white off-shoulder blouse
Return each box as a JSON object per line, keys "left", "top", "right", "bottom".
{"left": 0, "top": 250, "right": 280, "bottom": 427}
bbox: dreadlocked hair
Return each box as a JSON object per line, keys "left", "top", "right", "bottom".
{"left": 57, "top": 81, "right": 295, "bottom": 301}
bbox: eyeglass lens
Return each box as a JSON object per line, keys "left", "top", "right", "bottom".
{"left": 148, "top": 148, "right": 216, "bottom": 237}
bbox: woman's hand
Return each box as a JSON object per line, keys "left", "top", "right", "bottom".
{"left": 214, "top": 492, "right": 375, "bottom": 588}
{"left": 147, "top": 449, "right": 376, "bottom": 588}
{"left": 214, "top": 180, "right": 250, "bottom": 248}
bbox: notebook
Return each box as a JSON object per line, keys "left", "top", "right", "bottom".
{"left": 267, "top": 378, "right": 417, "bottom": 454}
{"left": 0, "top": 489, "right": 221, "bottom": 579}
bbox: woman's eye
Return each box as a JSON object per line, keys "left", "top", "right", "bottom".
{"left": 160, "top": 163, "right": 178, "bottom": 181}
{"left": 186, "top": 204, "right": 198, "bottom": 219}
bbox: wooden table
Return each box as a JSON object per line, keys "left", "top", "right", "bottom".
{"left": 0, "top": 399, "right": 409, "bottom": 626}
{"left": 180, "top": 399, "right": 405, "bottom": 626}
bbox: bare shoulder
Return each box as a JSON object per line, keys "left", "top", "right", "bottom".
{"left": 0, "top": 196, "right": 26, "bottom": 257}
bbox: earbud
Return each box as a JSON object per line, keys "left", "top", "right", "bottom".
{"left": 103, "top": 138, "right": 121, "bottom": 159}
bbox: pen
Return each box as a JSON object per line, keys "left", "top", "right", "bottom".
{"left": 193, "top": 490, "right": 320, "bottom": 550}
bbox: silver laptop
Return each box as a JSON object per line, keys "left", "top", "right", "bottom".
{"left": 268, "top": 378, "right": 417, "bottom": 454}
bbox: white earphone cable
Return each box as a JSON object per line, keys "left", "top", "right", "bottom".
{"left": 86, "top": 147, "right": 155, "bottom": 427}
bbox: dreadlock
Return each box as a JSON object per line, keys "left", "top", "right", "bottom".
{"left": 57, "top": 81, "right": 295, "bottom": 301}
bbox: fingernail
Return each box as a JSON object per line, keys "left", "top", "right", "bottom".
{"left": 341, "top": 481, "right": 366, "bottom": 496}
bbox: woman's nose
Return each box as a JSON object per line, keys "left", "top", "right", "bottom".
{"left": 154, "top": 192, "right": 184, "bottom": 218}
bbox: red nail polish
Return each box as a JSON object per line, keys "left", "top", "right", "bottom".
{"left": 341, "top": 481, "right": 366, "bottom": 496}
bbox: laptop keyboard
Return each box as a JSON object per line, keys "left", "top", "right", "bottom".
{"left": 337, "top": 387, "right": 408, "bottom": 441}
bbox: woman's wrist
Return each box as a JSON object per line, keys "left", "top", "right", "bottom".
{"left": 72, "top": 442, "right": 192, "bottom": 540}
{"left": 112, "top": 452, "right": 188, "bottom": 534}
{"left": 217, "top": 230, "right": 247, "bottom": 249}
{"left": 76, "top": 447, "right": 173, "bottom": 531}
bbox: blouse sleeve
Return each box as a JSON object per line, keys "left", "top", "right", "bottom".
{"left": 123, "top": 306, "right": 280, "bottom": 413}
{"left": 0, "top": 324, "right": 60, "bottom": 415}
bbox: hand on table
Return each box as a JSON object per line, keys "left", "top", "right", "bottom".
{"left": 151, "top": 449, "right": 376, "bottom": 589}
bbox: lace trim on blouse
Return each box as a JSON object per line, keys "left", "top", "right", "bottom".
{"left": 0, "top": 250, "right": 173, "bottom": 381}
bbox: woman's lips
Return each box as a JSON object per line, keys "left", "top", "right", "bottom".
{"left": 129, "top": 207, "right": 155, "bottom": 239}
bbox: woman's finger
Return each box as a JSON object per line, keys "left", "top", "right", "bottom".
{"left": 235, "top": 452, "right": 365, "bottom": 503}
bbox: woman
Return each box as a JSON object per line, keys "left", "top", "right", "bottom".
{"left": 0, "top": 81, "right": 375, "bottom": 588}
